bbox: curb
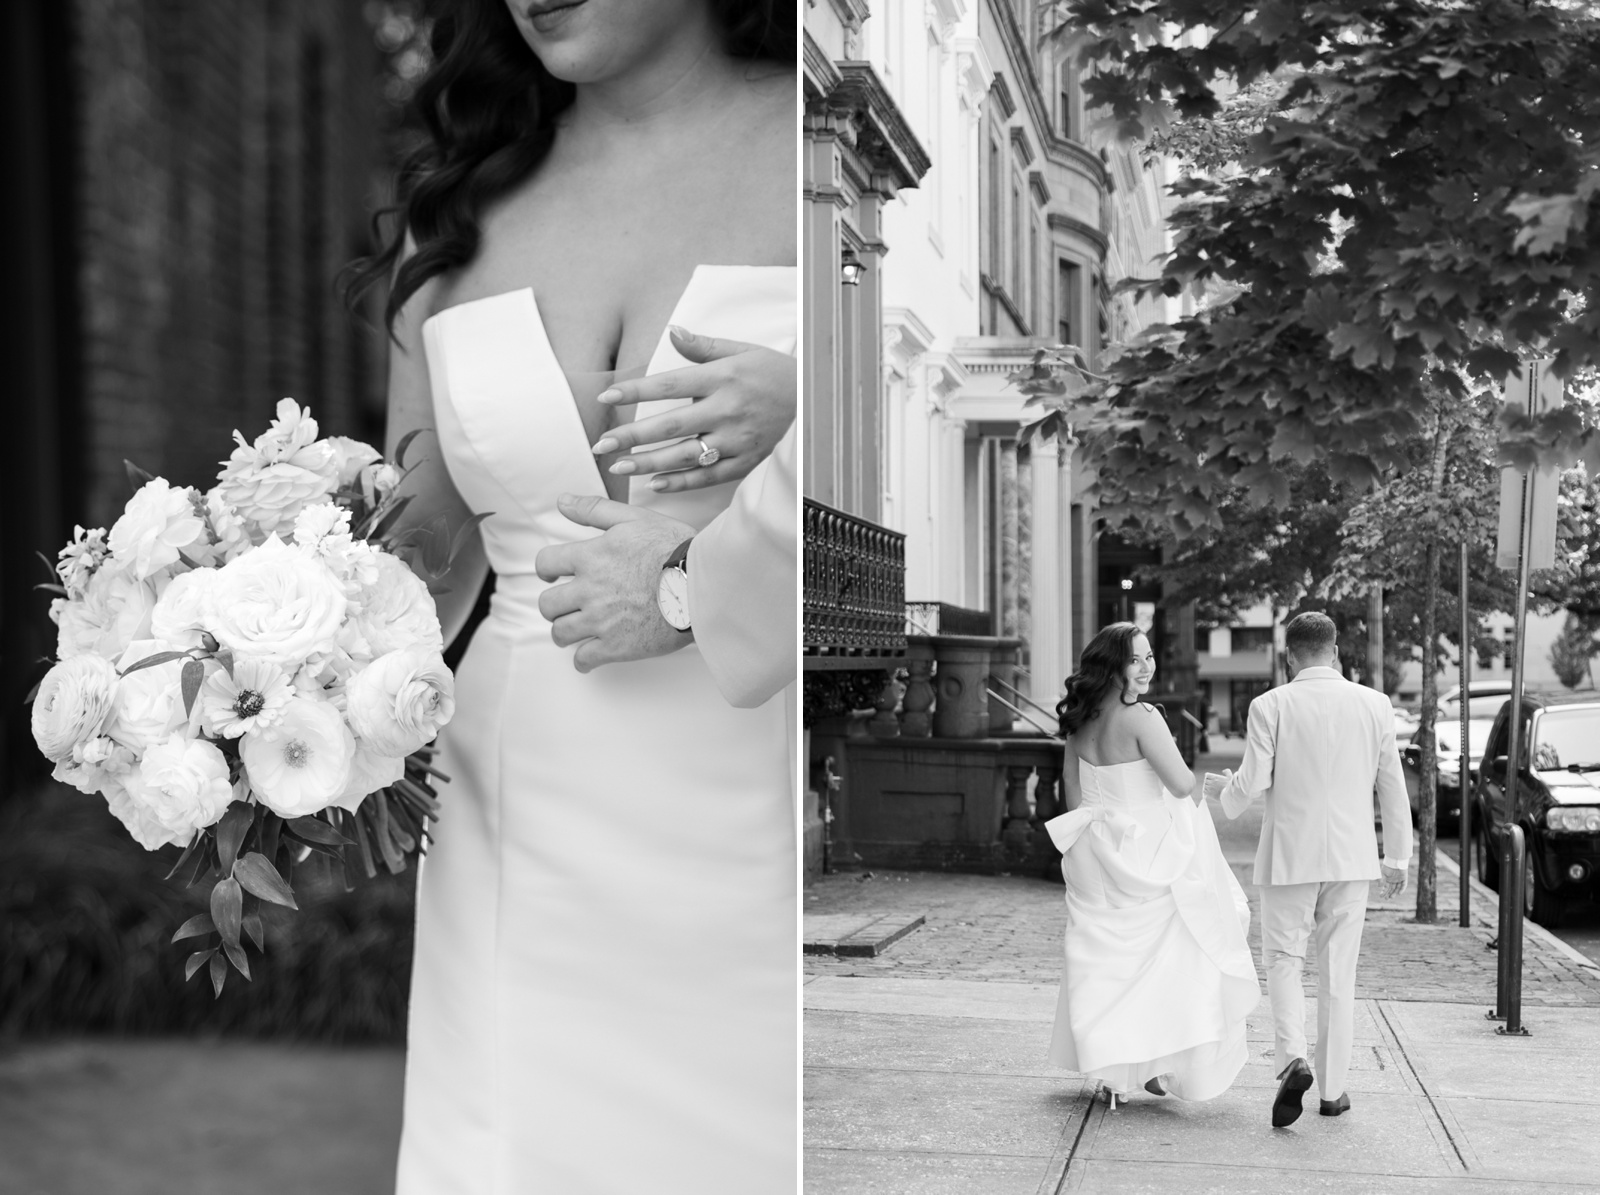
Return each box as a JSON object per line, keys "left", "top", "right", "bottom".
{"left": 1435, "top": 847, "right": 1600, "bottom": 976}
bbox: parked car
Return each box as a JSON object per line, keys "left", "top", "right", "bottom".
{"left": 1401, "top": 693, "right": 1510, "bottom": 823}
{"left": 1471, "top": 693, "right": 1600, "bottom": 927}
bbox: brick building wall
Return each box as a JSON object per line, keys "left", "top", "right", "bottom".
{"left": 73, "top": 0, "right": 391, "bottom": 528}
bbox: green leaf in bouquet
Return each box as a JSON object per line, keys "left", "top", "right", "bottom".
{"left": 119, "top": 650, "right": 189, "bottom": 677}
{"left": 394, "top": 427, "right": 426, "bottom": 469}
{"left": 349, "top": 802, "right": 380, "bottom": 880}
{"left": 208, "top": 951, "right": 227, "bottom": 998}
{"left": 258, "top": 810, "right": 282, "bottom": 871}
{"left": 370, "top": 792, "right": 407, "bottom": 874}
{"left": 163, "top": 829, "right": 207, "bottom": 882}
{"left": 171, "top": 913, "right": 216, "bottom": 943}
{"left": 210, "top": 876, "right": 244, "bottom": 950}
{"left": 33, "top": 582, "right": 68, "bottom": 596}
{"left": 233, "top": 851, "right": 299, "bottom": 909}
{"left": 23, "top": 676, "right": 42, "bottom": 705}
{"left": 215, "top": 801, "right": 253, "bottom": 874}
{"left": 214, "top": 648, "right": 235, "bottom": 679}
{"left": 369, "top": 493, "right": 416, "bottom": 541}
{"left": 35, "top": 549, "right": 57, "bottom": 578}
{"left": 446, "top": 512, "right": 494, "bottom": 570}
{"left": 419, "top": 514, "right": 453, "bottom": 578}
{"left": 176, "top": 551, "right": 201, "bottom": 570}
{"left": 242, "top": 910, "right": 264, "bottom": 952}
{"left": 285, "top": 814, "right": 352, "bottom": 848}
{"left": 222, "top": 938, "right": 251, "bottom": 980}
{"left": 185, "top": 948, "right": 218, "bottom": 982}
{"left": 181, "top": 658, "right": 204, "bottom": 718}
{"left": 124, "top": 459, "right": 156, "bottom": 495}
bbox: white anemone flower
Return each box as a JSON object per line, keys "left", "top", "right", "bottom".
{"left": 202, "top": 657, "right": 294, "bottom": 739}
{"left": 239, "top": 695, "right": 355, "bottom": 818}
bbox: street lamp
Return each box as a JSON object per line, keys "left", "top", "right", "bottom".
{"left": 840, "top": 247, "right": 865, "bottom": 287}
{"left": 1120, "top": 577, "right": 1133, "bottom": 623}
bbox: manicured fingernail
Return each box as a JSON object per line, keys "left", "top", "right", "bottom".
{"left": 668, "top": 325, "right": 689, "bottom": 339}
{"left": 597, "top": 388, "right": 621, "bottom": 404}
{"left": 557, "top": 493, "right": 576, "bottom": 505}
{"left": 609, "top": 460, "right": 636, "bottom": 475}
{"left": 591, "top": 437, "right": 618, "bottom": 454}
{"left": 650, "top": 477, "right": 669, "bottom": 491}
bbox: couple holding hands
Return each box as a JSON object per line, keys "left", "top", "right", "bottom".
{"left": 1047, "top": 612, "right": 1413, "bottom": 1128}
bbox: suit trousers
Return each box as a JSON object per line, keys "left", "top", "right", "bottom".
{"left": 1259, "top": 879, "right": 1369, "bottom": 1102}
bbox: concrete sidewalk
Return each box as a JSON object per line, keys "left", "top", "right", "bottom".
{"left": 805, "top": 755, "right": 1600, "bottom": 1193}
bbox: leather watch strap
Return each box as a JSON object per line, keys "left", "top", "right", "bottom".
{"left": 664, "top": 537, "right": 692, "bottom": 573}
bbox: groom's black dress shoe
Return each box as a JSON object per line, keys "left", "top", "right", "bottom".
{"left": 1320, "top": 1093, "right": 1351, "bottom": 1116}
{"left": 1271, "top": 1058, "right": 1314, "bottom": 1127}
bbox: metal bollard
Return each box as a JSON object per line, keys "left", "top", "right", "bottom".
{"left": 1494, "top": 824, "right": 1531, "bottom": 1037}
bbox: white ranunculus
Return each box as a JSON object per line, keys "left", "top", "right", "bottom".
{"left": 204, "top": 536, "right": 347, "bottom": 668}
{"left": 345, "top": 649, "right": 455, "bottom": 757}
{"left": 239, "top": 694, "right": 355, "bottom": 817}
{"left": 344, "top": 552, "right": 442, "bottom": 662}
{"left": 120, "top": 736, "right": 234, "bottom": 846}
{"left": 330, "top": 743, "right": 406, "bottom": 813}
{"left": 108, "top": 479, "right": 207, "bottom": 581}
{"left": 53, "top": 566, "right": 160, "bottom": 663}
{"left": 102, "top": 639, "right": 195, "bottom": 754}
{"left": 31, "top": 655, "right": 120, "bottom": 762}
{"left": 52, "top": 736, "right": 137, "bottom": 797}
{"left": 150, "top": 568, "right": 219, "bottom": 649}
{"left": 213, "top": 400, "right": 340, "bottom": 538}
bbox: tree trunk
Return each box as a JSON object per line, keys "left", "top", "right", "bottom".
{"left": 1367, "top": 586, "right": 1384, "bottom": 689}
{"left": 1416, "top": 538, "right": 1439, "bottom": 924}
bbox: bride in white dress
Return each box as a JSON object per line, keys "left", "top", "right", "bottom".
{"left": 1046, "top": 623, "right": 1259, "bottom": 1107}
{"left": 343, "top": 1, "right": 796, "bottom": 1190}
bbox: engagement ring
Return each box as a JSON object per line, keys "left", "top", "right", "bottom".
{"left": 695, "top": 438, "right": 721, "bottom": 467}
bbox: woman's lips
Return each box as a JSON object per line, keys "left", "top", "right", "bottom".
{"left": 527, "top": 0, "right": 585, "bottom": 32}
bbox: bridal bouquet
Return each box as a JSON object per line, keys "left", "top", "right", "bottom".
{"left": 30, "top": 400, "right": 480, "bottom": 996}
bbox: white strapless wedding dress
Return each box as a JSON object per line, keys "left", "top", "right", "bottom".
{"left": 1045, "top": 759, "right": 1259, "bottom": 1100}
{"left": 394, "top": 266, "right": 797, "bottom": 1193}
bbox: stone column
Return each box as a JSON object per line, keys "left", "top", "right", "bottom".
{"left": 1058, "top": 443, "right": 1075, "bottom": 674}
{"left": 1029, "top": 435, "right": 1063, "bottom": 710}
{"left": 999, "top": 440, "right": 1020, "bottom": 638}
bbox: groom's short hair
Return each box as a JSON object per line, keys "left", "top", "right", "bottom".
{"left": 1285, "top": 612, "right": 1337, "bottom": 657}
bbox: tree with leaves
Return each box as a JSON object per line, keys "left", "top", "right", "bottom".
{"left": 1549, "top": 613, "right": 1600, "bottom": 690}
{"left": 1040, "top": 0, "right": 1600, "bottom": 535}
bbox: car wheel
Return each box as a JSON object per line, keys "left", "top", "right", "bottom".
{"left": 1524, "top": 856, "right": 1566, "bottom": 928}
{"left": 1476, "top": 815, "right": 1499, "bottom": 891}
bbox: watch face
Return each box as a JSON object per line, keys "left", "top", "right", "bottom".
{"left": 657, "top": 567, "right": 691, "bottom": 631}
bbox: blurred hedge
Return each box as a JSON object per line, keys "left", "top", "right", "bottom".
{"left": 0, "top": 783, "right": 415, "bottom": 1041}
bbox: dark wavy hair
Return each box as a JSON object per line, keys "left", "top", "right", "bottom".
{"left": 345, "top": 0, "right": 794, "bottom": 332}
{"left": 1056, "top": 622, "right": 1146, "bottom": 737}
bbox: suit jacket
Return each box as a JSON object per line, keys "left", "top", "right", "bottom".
{"left": 1221, "top": 666, "right": 1413, "bottom": 886}
{"left": 687, "top": 422, "right": 796, "bottom": 709}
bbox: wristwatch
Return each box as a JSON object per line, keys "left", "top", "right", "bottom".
{"left": 657, "top": 537, "right": 693, "bottom": 632}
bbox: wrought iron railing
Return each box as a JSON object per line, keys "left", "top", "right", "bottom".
{"left": 804, "top": 498, "right": 907, "bottom": 657}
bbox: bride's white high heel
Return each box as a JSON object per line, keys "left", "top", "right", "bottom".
{"left": 1100, "top": 1085, "right": 1126, "bottom": 1110}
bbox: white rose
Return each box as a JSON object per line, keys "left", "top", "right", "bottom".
{"left": 330, "top": 743, "right": 406, "bottom": 813}
{"left": 325, "top": 437, "right": 383, "bottom": 487}
{"left": 205, "top": 489, "right": 254, "bottom": 560}
{"left": 204, "top": 536, "right": 348, "bottom": 668}
{"left": 103, "top": 775, "right": 184, "bottom": 850}
{"left": 52, "top": 736, "right": 137, "bottom": 797}
{"left": 123, "top": 736, "right": 234, "bottom": 846}
{"left": 362, "top": 462, "right": 402, "bottom": 509}
{"left": 239, "top": 694, "right": 355, "bottom": 817}
{"left": 213, "top": 401, "right": 339, "bottom": 538}
{"left": 108, "top": 479, "right": 207, "bottom": 581}
{"left": 346, "top": 649, "right": 455, "bottom": 757}
{"left": 31, "top": 655, "right": 120, "bottom": 762}
{"left": 54, "top": 567, "right": 159, "bottom": 663}
{"left": 150, "top": 568, "right": 219, "bottom": 649}
{"left": 345, "top": 552, "right": 442, "bottom": 662}
{"left": 103, "top": 639, "right": 196, "bottom": 754}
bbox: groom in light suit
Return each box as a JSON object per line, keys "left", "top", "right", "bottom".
{"left": 1203, "top": 612, "right": 1413, "bottom": 1128}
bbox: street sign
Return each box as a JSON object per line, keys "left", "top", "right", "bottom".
{"left": 1494, "top": 360, "right": 1563, "bottom": 572}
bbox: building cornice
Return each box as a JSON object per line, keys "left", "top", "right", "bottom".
{"left": 989, "top": 73, "right": 1016, "bottom": 120}
{"left": 1008, "top": 125, "right": 1034, "bottom": 167}
{"left": 980, "top": 272, "right": 1031, "bottom": 337}
{"left": 814, "top": 60, "right": 933, "bottom": 192}
{"left": 1028, "top": 168, "right": 1050, "bottom": 206}
{"left": 954, "top": 37, "right": 995, "bottom": 110}
{"left": 803, "top": 30, "right": 843, "bottom": 99}
{"left": 1047, "top": 211, "right": 1109, "bottom": 258}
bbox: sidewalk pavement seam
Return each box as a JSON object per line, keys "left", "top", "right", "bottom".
{"left": 1036, "top": 1091, "right": 1094, "bottom": 1195}
{"left": 1054, "top": 1097, "right": 1107, "bottom": 1194}
{"left": 1436, "top": 848, "right": 1600, "bottom": 977}
{"left": 1372, "top": 998, "right": 1477, "bottom": 1175}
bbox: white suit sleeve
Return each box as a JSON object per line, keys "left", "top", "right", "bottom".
{"left": 1374, "top": 700, "right": 1415, "bottom": 868}
{"left": 685, "top": 423, "right": 797, "bottom": 709}
{"left": 1221, "top": 693, "right": 1276, "bottom": 819}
